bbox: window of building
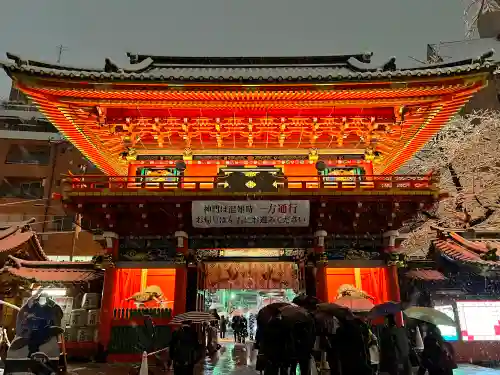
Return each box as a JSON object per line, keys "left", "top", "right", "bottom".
{"left": 47, "top": 255, "right": 71, "bottom": 262}
{"left": 50, "top": 215, "right": 74, "bottom": 231}
{"left": 47, "top": 255, "right": 93, "bottom": 262}
{"left": 5, "top": 144, "right": 51, "bottom": 165}
{"left": 0, "top": 177, "right": 45, "bottom": 199}
{"left": 0, "top": 213, "right": 28, "bottom": 225}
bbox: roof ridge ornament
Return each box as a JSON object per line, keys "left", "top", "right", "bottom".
{"left": 104, "top": 56, "right": 154, "bottom": 73}
{"left": 475, "top": 49, "right": 495, "bottom": 63}
{"left": 104, "top": 58, "right": 123, "bottom": 73}
{"left": 382, "top": 57, "right": 397, "bottom": 72}
{"left": 6, "top": 53, "right": 28, "bottom": 67}
{"left": 346, "top": 55, "right": 397, "bottom": 72}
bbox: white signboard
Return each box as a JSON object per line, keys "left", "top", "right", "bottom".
{"left": 192, "top": 200, "right": 310, "bottom": 228}
{"left": 457, "top": 300, "right": 500, "bottom": 341}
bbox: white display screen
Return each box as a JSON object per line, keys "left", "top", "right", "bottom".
{"left": 433, "top": 305, "right": 458, "bottom": 341}
{"left": 457, "top": 301, "right": 500, "bottom": 341}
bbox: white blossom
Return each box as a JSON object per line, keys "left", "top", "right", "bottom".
{"left": 399, "top": 110, "right": 500, "bottom": 256}
{"left": 463, "top": 0, "right": 500, "bottom": 38}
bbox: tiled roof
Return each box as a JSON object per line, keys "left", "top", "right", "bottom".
{"left": 1, "top": 255, "right": 103, "bottom": 283}
{"left": 428, "top": 37, "right": 500, "bottom": 63}
{"left": 428, "top": 37, "right": 500, "bottom": 76}
{"left": 1, "top": 50, "right": 497, "bottom": 83}
{"left": 405, "top": 269, "right": 446, "bottom": 281}
{"left": 0, "top": 218, "right": 47, "bottom": 261}
{"left": 433, "top": 229, "right": 500, "bottom": 273}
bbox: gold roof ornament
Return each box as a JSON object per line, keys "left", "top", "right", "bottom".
{"left": 308, "top": 148, "right": 319, "bottom": 162}
{"left": 364, "top": 146, "right": 382, "bottom": 164}
{"left": 125, "top": 148, "right": 137, "bottom": 161}
{"left": 183, "top": 148, "right": 193, "bottom": 161}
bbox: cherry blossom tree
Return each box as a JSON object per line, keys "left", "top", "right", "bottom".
{"left": 463, "top": 0, "right": 500, "bottom": 38}
{"left": 399, "top": 110, "right": 500, "bottom": 256}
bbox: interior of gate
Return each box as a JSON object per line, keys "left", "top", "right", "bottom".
{"left": 196, "top": 259, "right": 304, "bottom": 318}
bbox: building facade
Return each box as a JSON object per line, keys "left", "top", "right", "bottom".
{"left": 427, "top": 11, "right": 500, "bottom": 111}
{"left": 1, "top": 50, "right": 496, "bottom": 361}
{"left": 0, "top": 90, "right": 102, "bottom": 259}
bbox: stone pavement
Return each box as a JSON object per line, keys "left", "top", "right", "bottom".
{"left": 64, "top": 343, "right": 500, "bottom": 375}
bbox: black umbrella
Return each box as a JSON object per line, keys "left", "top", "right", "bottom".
{"left": 317, "top": 302, "right": 355, "bottom": 320}
{"left": 292, "top": 294, "right": 320, "bottom": 308}
{"left": 368, "top": 301, "right": 402, "bottom": 320}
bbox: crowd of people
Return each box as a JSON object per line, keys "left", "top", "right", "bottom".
{"left": 167, "top": 309, "right": 457, "bottom": 375}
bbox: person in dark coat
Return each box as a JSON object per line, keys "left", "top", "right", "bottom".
{"left": 379, "top": 314, "right": 412, "bottom": 375}
{"left": 239, "top": 316, "right": 248, "bottom": 344}
{"left": 335, "top": 317, "right": 373, "bottom": 375}
{"left": 232, "top": 316, "right": 241, "bottom": 343}
{"left": 418, "top": 324, "right": 456, "bottom": 375}
{"left": 219, "top": 316, "right": 227, "bottom": 339}
{"left": 248, "top": 314, "right": 256, "bottom": 340}
{"left": 169, "top": 321, "right": 200, "bottom": 375}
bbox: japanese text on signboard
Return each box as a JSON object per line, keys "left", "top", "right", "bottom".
{"left": 192, "top": 200, "right": 310, "bottom": 228}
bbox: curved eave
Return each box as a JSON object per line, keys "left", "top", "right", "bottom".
{"left": 434, "top": 237, "right": 500, "bottom": 272}
{"left": 18, "top": 86, "right": 124, "bottom": 175}
{"left": 19, "top": 75, "right": 489, "bottom": 103}
{"left": 377, "top": 81, "right": 487, "bottom": 174}
{"left": 8, "top": 70, "right": 490, "bottom": 175}
{"left": 1, "top": 266, "right": 103, "bottom": 283}
{"left": 2, "top": 61, "right": 497, "bottom": 84}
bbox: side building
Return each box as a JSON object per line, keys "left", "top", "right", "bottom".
{"left": 0, "top": 88, "right": 102, "bottom": 259}
{"left": 427, "top": 11, "right": 500, "bottom": 111}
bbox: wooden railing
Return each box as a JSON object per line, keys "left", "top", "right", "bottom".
{"left": 63, "top": 174, "right": 436, "bottom": 193}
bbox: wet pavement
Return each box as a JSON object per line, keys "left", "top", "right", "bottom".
{"left": 65, "top": 343, "right": 500, "bottom": 374}
{"left": 3, "top": 340, "right": 500, "bottom": 374}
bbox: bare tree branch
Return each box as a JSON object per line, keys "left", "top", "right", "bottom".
{"left": 399, "top": 110, "right": 500, "bottom": 256}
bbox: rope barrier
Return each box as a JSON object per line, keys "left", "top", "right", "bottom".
{"left": 146, "top": 347, "right": 169, "bottom": 357}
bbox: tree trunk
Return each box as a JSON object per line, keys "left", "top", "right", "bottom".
{"left": 446, "top": 163, "right": 464, "bottom": 211}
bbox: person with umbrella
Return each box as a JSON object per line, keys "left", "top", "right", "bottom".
{"left": 206, "top": 320, "right": 220, "bottom": 356}
{"left": 418, "top": 324, "right": 456, "bottom": 375}
{"left": 335, "top": 315, "right": 373, "bottom": 375}
{"left": 169, "top": 320, "right": 200, "bottom": 375}
{"left": 379, "top": 314, "right": 412, "bottom": 375}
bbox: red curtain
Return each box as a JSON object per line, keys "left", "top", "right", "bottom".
{"left": 326, "top": 267, "right": 390, "bottom": 305}
{"left": 146, "top": 269, "right": 176, "bottom": 309}
{"left": 360, "top": 268, "right": 390, "bottom": 305}
{"left": 112, "top": 268, "right": 142, "bottom": 309}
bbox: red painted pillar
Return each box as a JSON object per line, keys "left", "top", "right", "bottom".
{"left": 98, "top": 232, "right": 119, "bottom": 350}
{"left": 315, "top": 230, "right": 328, "bottom": 303}
{"left": 174, "top": 231, "right": 188, "bottom": 317}
{"left": 383, "top": 230, "right": 403, "bottom": 326}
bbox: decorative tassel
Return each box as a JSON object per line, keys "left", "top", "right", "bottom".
{"left": 415, "top": 326, "right": 424, "bottom": 351}
{"left": 320, "top": 351, "right": 330, "bottom": 370}
{"left": 139, "top": 351, "right": 148, "bottom": 375}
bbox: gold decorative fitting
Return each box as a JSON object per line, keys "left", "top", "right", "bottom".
{"left": 125, "top": 148, "right": 137, "bottom": 161}
{"left": 183, "top": 148, "right": 193, "bottom": 161}
{"left": 364, "top": 146, "right": 382, "bottom": 164}
{"left": 245, "top": 180, "right": 257, "bottom": 189}
{"left": 308, "top": 148, "right": 319, "bottom": 162}
{"left": 92, "top": 254, "right": 115, "bottom": 270}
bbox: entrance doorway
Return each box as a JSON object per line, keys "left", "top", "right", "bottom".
{"left": 203, "top": 289, "right": 297, "bottom": 340}
{"left": 199, "top": 260, "right": 300, "bottom": 340}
